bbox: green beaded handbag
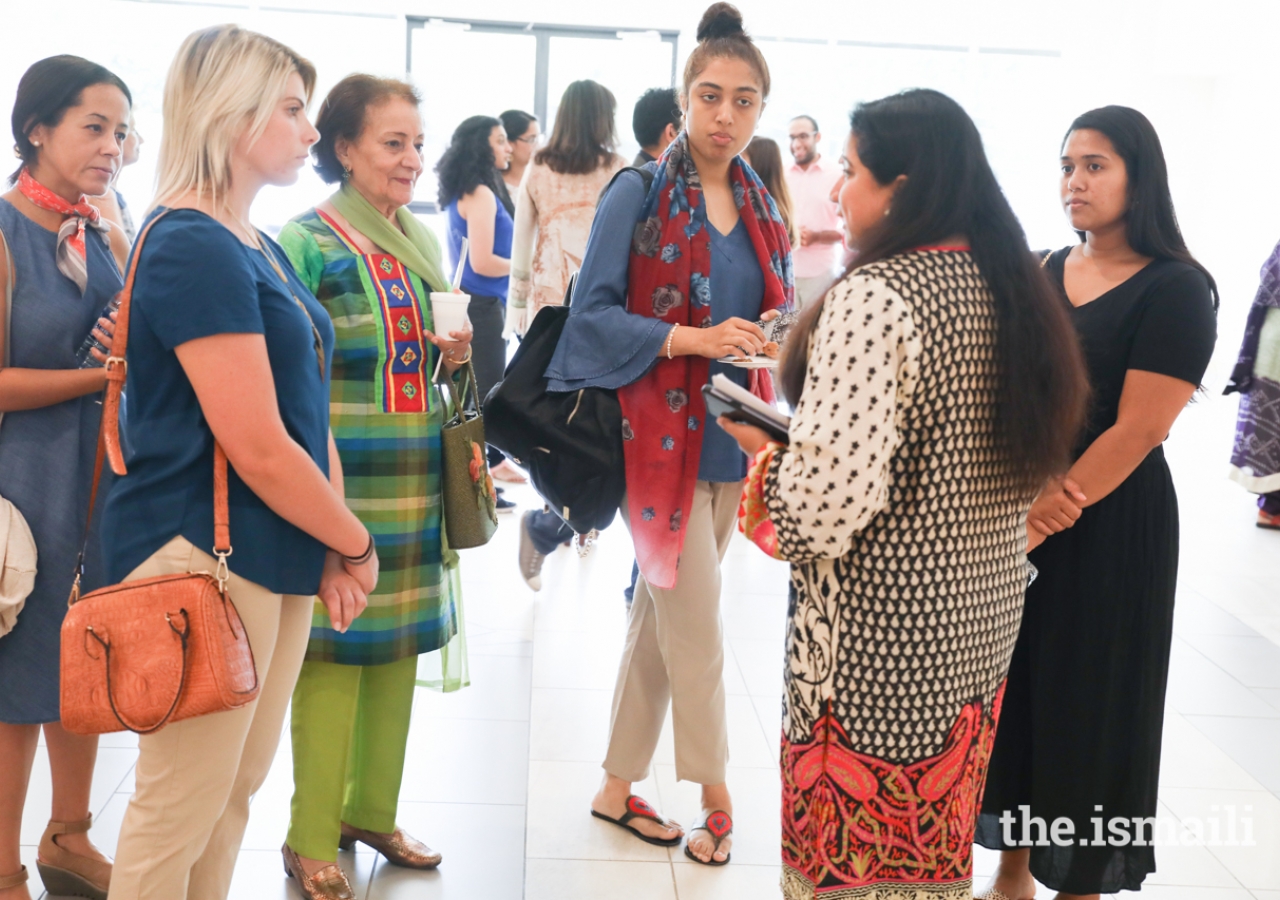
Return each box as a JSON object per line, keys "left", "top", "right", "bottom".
{"left": 439, "top": 361, "right": 499, "bottom": 549}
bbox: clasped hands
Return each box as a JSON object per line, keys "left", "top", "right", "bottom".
{"left": 316, "top": 545, "right": 380, "bottom": 634}
{"left": 1027, "top": 476, "right": 1087, "bottom": 553}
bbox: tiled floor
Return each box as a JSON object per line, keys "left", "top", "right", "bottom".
{"left": 17, "top": 388, "right": 1280, "bottom": 899}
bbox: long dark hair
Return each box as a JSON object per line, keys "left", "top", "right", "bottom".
{"left": 535, "top": 80, "right": 617, "bottom": 176}
{"left": 10, "top": 55, "right": 132, "bottom": 184}
{"left": 779, "top": 89, "right": 1089, "bottom": 492}
{"left": 435, "top": 114, "right": 502, "bottom": 207}
{"left": 744, "top": 136, "right": 796, "bottom": 244}
{"left": 1065, "top": 105, "right": 1218, "bottom": 310}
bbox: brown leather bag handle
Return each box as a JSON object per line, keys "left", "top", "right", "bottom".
{"left": 86, "top": 609, "right": 191, "bottom": 734}
{"left": 71, "top": 211, "right": 231, "bottom": 604}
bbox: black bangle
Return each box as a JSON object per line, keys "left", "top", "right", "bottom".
{"left": 343, "top": 534, "right": 374, "bottom": 565}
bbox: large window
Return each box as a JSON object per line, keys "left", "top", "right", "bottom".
{"left": 752, "top": 36, "right": 1069, "bottom": 249}
{"left": 407, "top": 17, "right": 676, "bottom": 213}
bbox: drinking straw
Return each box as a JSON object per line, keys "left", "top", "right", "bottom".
{"left": 452, "top": 237, "right": 468, "bottom": 291}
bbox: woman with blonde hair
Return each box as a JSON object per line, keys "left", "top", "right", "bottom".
{"left": 102, "top": 26, "right": 377, "bottom": 899}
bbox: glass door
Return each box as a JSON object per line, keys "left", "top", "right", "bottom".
{"left": 410, "top": 24, "right": 538, "bottom": 209}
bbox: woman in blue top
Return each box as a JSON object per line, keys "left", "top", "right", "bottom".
{"left": 0, "top": 55, "right": 130, "bottom": 900}
{"left": 100, "top": 26, "right": 379, "bottom": 900}
{"left": 435, "top": 115, "right": 524, "bottom": 484}
{"left": 548, "top": 3, "right": 793, "bottom": 867}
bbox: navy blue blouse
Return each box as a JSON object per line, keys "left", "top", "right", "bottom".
{"left": 103, "top": 209, "right": 336, "bottom": 596}
{"left": 545, "top": 167, "right": 765, "bottom": 482}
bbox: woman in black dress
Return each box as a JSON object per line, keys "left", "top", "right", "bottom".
{"left": 976, "top": 106, "right": 1217, "bottom": 899}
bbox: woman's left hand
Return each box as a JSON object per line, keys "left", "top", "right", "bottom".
{"left": 425, "top": 326, "right": 474, "bottom": 375}
{"left": 318, "top": 550, "right": 368, "bottom": 633}
{"left": 718, "top": 416, "right": 772, "bottom": 457}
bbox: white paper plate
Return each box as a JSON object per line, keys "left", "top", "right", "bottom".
{"left": 718, "top": 356, "right": 779, "bottom": 369}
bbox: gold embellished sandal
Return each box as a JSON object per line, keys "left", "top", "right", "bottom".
{"left": 36, "top": 815, "right": 110, "bottom": 900}
{"left": 281, "top": 843, "right": 355, "bottom": 900}
{"left": 338, "top": 823, "right": 441, "bottom": 869}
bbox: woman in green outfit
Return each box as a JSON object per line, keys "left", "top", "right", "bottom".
{"left": 276, "top": 74, "right": 472, "bottom": 900}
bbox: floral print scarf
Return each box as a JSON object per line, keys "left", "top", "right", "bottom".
{"left": 620, "top": 132, "right": 793, "bottom": 590}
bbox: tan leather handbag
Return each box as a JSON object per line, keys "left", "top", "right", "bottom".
{"left": 59, "top": 211, "right": 259, "bottom": 736}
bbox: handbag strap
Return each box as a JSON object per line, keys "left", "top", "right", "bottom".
{"left": 70, "top": 211, "right": 232, "bottom": 604}
{"left": 439, "top": 359, "right": 478, "bottom": 421}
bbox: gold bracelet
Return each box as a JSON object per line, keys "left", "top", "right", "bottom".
{"left": 450, "top": 348, "right": 472, "bottom": 365}
{"left": 665, "top": 324, "right": 679, "bottom": 360}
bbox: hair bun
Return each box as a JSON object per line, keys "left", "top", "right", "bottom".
{"left": 696, "top": 2, "right": 746, "bottom": 42}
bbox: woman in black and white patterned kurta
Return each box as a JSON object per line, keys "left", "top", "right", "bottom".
{"left": 738, "top": 247, "right": 1031, "bottom": 899}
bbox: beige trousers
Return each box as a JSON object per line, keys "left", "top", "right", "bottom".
{"left": 604, "top": 480, "right": 740, "bottom": 785}
{"left": 107, "top": 537, "right": 314, "bottom": 900}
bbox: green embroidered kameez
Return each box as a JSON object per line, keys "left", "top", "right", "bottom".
{"left": 279, "top": 198, "right": 467, "bottom": 861}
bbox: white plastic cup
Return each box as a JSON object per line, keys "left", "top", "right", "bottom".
{"left": 430, "top": 292, "right": 471, "bottom": 338}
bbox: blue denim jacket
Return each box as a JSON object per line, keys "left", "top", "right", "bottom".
{"left": 545, "top": 168, "right": 764, "bottom": 482}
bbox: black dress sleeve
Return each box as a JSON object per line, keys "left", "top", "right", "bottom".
{"left": 1127, "top": 267, "right": 1217, "bottom": 386}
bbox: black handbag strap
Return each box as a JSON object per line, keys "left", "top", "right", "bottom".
{"left": 599, "top": 164, "right": 657, "bottom": 209}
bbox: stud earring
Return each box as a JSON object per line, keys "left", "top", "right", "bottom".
{"left": 883, "top": 207, "right": 891, "bottom": 217}
{"left": 31, "top": 140, "right": 39, "bottom": 148}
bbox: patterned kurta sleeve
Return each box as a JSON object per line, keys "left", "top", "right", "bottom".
{"left": 277, "top": 221, "right": 325, "bottom": 296}
{"left": 739, "top": 272, "right": 921, "bottom": 562}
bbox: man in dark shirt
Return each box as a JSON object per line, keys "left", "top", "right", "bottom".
{"left": 631, "top": 87, "right": 681, "bottom": 166}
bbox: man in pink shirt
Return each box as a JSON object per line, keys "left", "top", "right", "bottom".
{"left": 784, "top": 115, "right": 845, "bottom": 307}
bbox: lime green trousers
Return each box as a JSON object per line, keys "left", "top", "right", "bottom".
{"left": 286, "top": 655, "right": 417, "bottom": 861}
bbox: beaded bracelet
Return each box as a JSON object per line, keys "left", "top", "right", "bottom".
{"left": 665, "top": 324, "right": 679, "bottom": 360}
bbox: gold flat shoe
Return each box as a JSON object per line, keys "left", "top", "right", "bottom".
{"left": 281, "top": 843, "right": 354, "bottom": 900}
{"left": 338, "top": 823, "right": 441, "bottom": 869}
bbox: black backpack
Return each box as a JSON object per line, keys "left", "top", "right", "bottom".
{"left": 482, "top": 280, "right": 625, "bottom": 534}
{"left": 482, "top": 166, "right": 654, "bottom": 535}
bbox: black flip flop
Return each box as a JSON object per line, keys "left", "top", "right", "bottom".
{"left": 590, "top": 795, "right": 682, "bottom": 847}
{"left": 683, "top": 809, "right": 733, "bottom": 866}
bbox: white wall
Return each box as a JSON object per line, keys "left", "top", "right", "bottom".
{"left": 2, "top": 0, "right": 1276, "bottom": 380}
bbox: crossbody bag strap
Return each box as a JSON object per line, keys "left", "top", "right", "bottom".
{"left": 70, "top": 210, "right": 232, "bottom": 604}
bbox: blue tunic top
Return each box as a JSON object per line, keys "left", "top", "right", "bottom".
{"left": 446, "top": 190, "right": 512, "bottom": 300}
{"left": 102, "top": 209, "right": 335, "bottom": 596}
{"left": 0, "top": 198, "right": 122, "bottom": 723}
{"left": 545, "top": 167, "right": 765, "bottom": 482}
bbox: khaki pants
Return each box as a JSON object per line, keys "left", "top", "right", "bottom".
{"left": 108, "top": 537, "right": 314, "bottom": 900}
{"left": 604, "top": 481, "right": 740, "bottom": 785}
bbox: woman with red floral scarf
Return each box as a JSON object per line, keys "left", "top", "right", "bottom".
{"left": 544, "top": 3, "right": 792, "bottom": 867}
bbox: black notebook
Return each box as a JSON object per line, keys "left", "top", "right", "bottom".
{"left": 702, "top": 374, "right": 791, "bottom": 444}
